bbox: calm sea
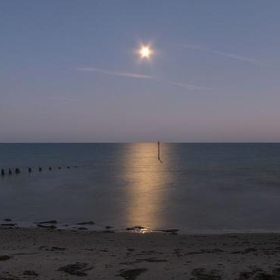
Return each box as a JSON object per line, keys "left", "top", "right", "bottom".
{"left": 1, "top": 143, "right": 280, "bottom": 233}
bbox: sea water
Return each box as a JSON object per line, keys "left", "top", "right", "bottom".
{"left": 1, "top": 143, "right": 280, "bottom": 233}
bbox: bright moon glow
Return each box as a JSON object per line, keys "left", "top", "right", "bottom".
{"left": 139, "top": 45, "right": 152, "bottom": 59}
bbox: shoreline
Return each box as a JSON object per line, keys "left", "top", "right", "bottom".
{"left": 1, "top": 227, "right": 280, "bottom": 279}
{"left": 3, "top": 219, "right": 280, "bottom": 235}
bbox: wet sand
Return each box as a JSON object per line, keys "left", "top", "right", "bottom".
{"left": 1, "top": 228, "right": 280, "bottom": 279}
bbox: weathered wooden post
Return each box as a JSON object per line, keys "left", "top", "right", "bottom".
{"left": 1, "top": 169, "right": 5, "bottom": 176}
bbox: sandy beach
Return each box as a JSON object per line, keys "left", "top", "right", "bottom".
{"left": 1, "top": 228, "right": 280, "bottom": 279}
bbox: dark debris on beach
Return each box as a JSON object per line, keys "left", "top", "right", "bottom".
{"left": 0, "top": 255, "right": 12, "bottom": 261}
{"left": 23, "top": 270, "right": 39, "bottom": 276}
{"left": 191, "top": 268, "right": 222, "bottom": 280}
{"left": 76, "top": 221, "right": 95, "bottom": 225}
{"left": 237, "top": 267, "right": 280, "bottom": 280}
{"left": 117, "top": 268, "right": 148, "bottom": 280}
{"left": 58, "top": 262, "right": 93, "bottom": 276}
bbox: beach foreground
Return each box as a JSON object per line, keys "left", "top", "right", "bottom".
{"left": 1, "top": 228, "right": 280, "bottom": 280}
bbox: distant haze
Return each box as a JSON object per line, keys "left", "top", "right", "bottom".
{"left": 1, "top": 1, "right": 280, "bottom": 142}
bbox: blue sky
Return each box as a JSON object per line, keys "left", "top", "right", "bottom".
{"left": 1, "top": 1, "right": 280, "bottom": 142}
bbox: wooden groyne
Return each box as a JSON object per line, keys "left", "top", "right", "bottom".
{"left": 1, "top": 166, "right": 79, "bottom": 177}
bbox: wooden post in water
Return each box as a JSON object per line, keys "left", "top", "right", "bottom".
{"left": 158, "top": 141, "right": 163, "bottom": 163}
{"left": 1, "top": 169, "right": 5, "bottom": 176}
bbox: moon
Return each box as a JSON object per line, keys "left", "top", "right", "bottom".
{"left": 138, "top": 45, "right": 153, "bottom": 59}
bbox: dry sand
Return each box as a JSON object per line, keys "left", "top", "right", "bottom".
{"left": 1, "top": 227, "right": 280, "bottom": 279}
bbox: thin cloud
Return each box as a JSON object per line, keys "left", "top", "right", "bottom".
{"left": 47, "top": 96, "right": 83, "bottom": 102}
{"left": 76, "top": 67, "right": 154, "bottom": 79}
{"left": 75, "top": 67, "right": 210, "bottom": 91}
{"left": 163, "top": 80, "right": 211, "bottom": 91}
{"left": 175, "top": 43, "right": 267, "bottom": 66}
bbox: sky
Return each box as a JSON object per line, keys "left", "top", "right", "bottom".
{"left": 1, "top": 0, "right": 280, "bottom": 143}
